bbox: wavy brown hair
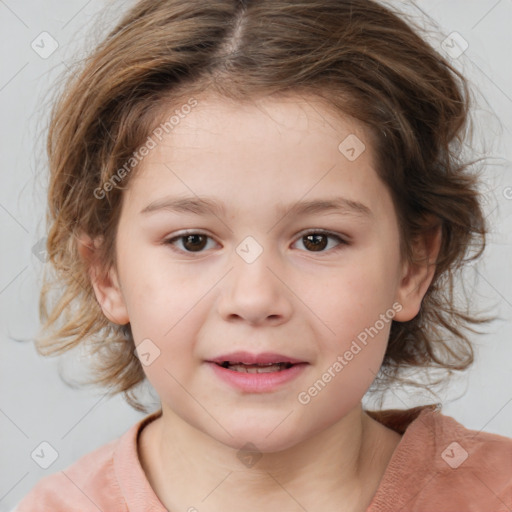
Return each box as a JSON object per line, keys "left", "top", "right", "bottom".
{"left": 37, "top": 0, "right": 490, "bottom": 412}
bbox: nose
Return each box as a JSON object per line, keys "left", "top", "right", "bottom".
{"left": 216, "top": 249, "right": 293, "bottom": 326}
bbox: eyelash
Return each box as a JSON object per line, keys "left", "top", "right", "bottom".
{"left": 164, "top": 229, "right": 348, "bottom": 255}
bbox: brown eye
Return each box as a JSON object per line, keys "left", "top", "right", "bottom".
{"left": 166, "top": 232, "right": 216, "bottom": 253}
{"left": 182, "top": 234, "right": 208, "bottom": 251}
{"left": 293, "top": 231, "right": 347, "bottom": 253}
{"left": 303, "top": 233, "right": 328, "bottom": 251}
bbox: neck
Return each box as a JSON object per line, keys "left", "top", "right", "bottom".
{"left": 139, "top": 402, "right": 397, "bottom": 512}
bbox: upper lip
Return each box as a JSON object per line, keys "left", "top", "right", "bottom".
{"left": 207, "top": 351, "right": 306, "bottom": 365}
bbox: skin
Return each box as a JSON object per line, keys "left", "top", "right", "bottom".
{"left": 80, "top": 93, "right": 441, "bottom": 512}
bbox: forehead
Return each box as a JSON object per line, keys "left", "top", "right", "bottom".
{"left": 153, "top": 92, "right": 369, "bottom": 154}
{"left": 122, "top": 92, "right": 394, "bottom": 223}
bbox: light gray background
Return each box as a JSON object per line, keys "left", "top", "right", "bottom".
{"left": 1, "top": 1, "right": 511, "bottom": 510}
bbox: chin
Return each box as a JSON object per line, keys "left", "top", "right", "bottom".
{"left": 224, "top": 431, "right": 301, "bottom": 454}
{"left": 204, "top": 415, "right": 313, "bottom": 454}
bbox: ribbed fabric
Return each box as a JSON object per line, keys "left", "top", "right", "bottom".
{"left": 366, "top": 404, "right": 512, "bottom": 511}
{"left": 16, "top": 405, "right": 512, "bottom": 511}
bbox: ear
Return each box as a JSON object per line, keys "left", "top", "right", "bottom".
{"left": 393, "top": 223, "right": 442, "bottom": 322}
{"left": 77, "top": 232, "right": 130, "bottom": 325}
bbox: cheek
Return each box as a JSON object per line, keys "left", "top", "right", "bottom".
{"left": 297, "top": 271, "right": 395, "bottom": 417}
{"left": 120, "top": 265, "right": 214, "bottom": 404}
{"left": 119, "top": 248, "right": 212, "bottom": 340}
{"left": 296, "top": 343, "right": 384, "bottom": 435}
{"left": 296, "top": 246, "right": 399, "bottom": 385}
{"left": 310, "top": 260, "right": 398, "bottom": 338}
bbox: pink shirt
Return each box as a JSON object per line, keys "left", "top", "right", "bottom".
{"left": 16, "top": 404, "right": 512, "bottom": 511}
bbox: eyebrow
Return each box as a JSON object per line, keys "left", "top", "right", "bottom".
{"left": 140, "top": 195, "right": 373, "bottom": 219}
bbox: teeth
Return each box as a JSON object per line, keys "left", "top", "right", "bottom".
{"left": 230, "top": 363, "right": 283, "bottom": 373}
{"left": 222, "top": 362, "right": 291, "bottom": 373}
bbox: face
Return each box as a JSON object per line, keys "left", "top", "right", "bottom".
{"left": 92, "top": 93, "right": 432, "bottom": 452}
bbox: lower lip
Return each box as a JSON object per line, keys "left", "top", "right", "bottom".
{"left": 206, "top": 362, "right": 308, "bottom": 393}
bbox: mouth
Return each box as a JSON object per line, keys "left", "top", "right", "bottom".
{"left": 206, "top": 352, "right": 308, "bottom": 392}
{"left": 215, "top": 361, "right": 295, "bottom": 373}
{"left": 207, "top": 351, "right": 307, "bottom": 373}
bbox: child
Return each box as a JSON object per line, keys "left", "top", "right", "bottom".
{"left": 17, "top": 0, "right": 512, "bottom": 510}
